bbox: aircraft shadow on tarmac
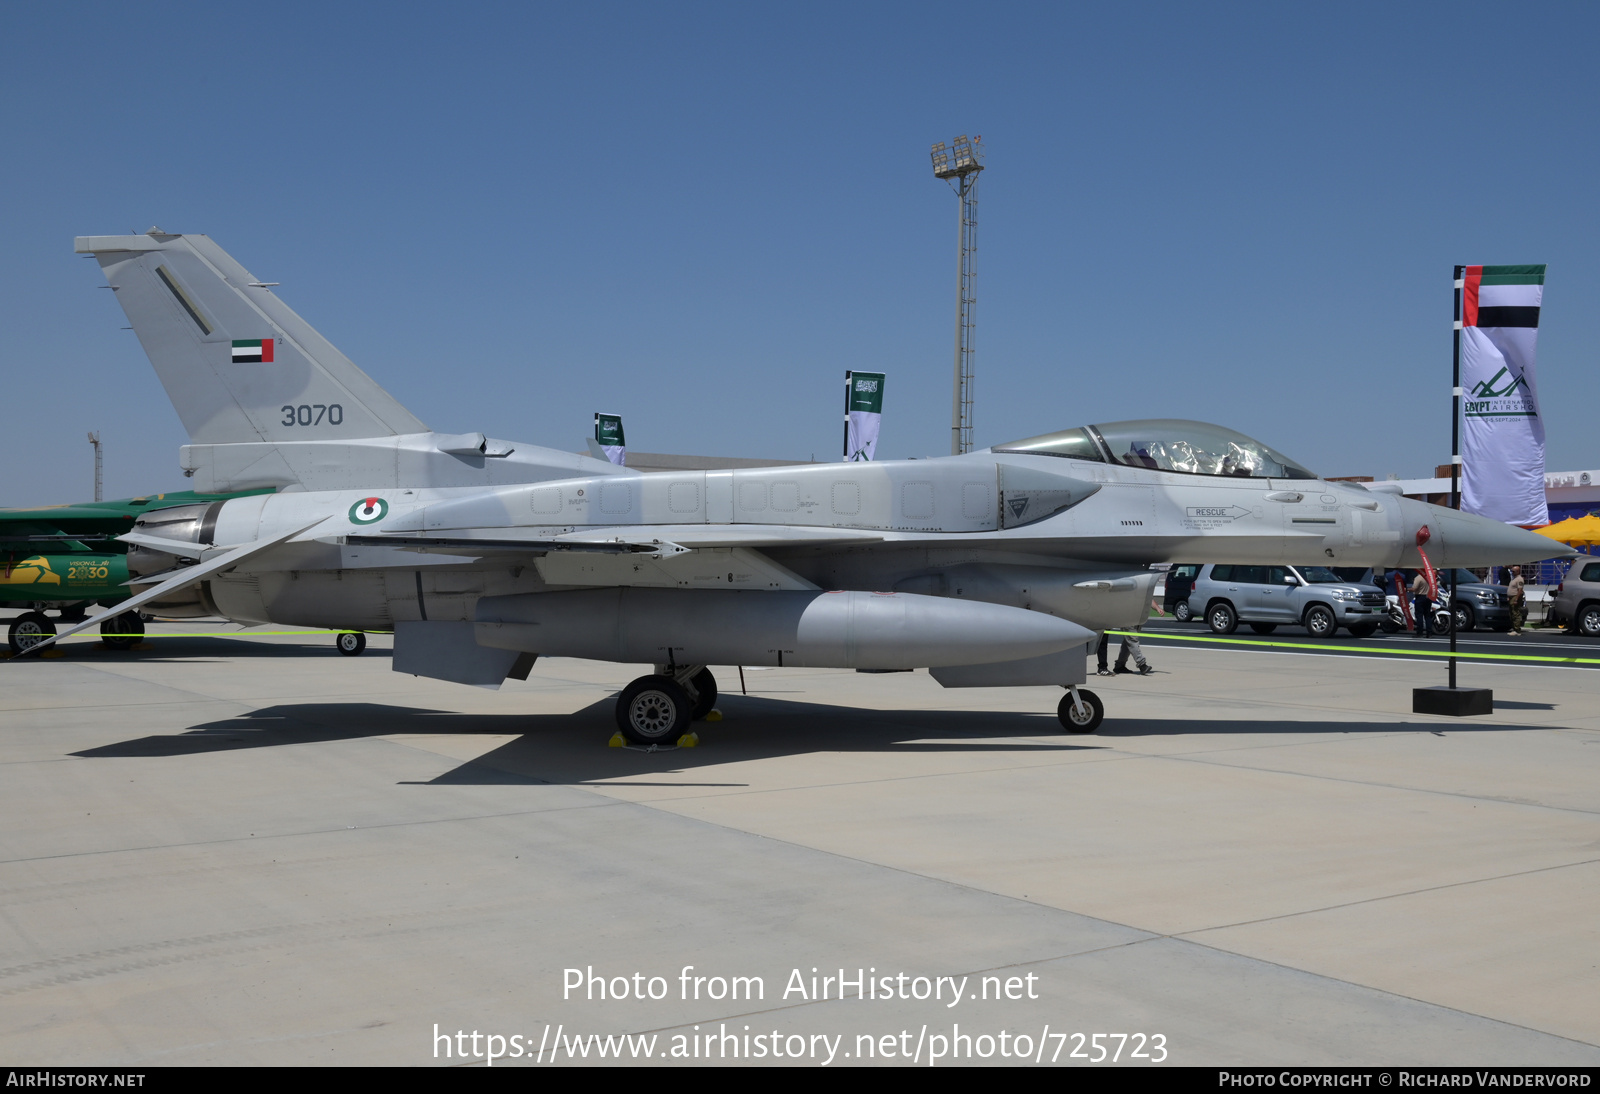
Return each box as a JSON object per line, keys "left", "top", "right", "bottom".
{"left": 68, "top": 694, "right": 1562, "bottom": 784}
{"left": 57, "top": 635, "right": 394, "bottom": 662}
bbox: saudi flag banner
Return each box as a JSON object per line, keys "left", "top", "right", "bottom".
{"left": 1460, "top": 264, "right": 1547, "bottom": 525}
{"left": 595, "top": 413, "right": 626, "bottom": 466}
{"left": 843, "top": 371, "right": 885, "bottom": 462}
{"left": 231, "top": 338, "right": 274, "bottom": 363}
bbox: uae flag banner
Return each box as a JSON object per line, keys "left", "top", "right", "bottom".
{"left": 1460, "top": 265, "right": 1547, "bottom": 525}
{"left": 230, "top": 338, "right": 274, "bottom": 363}
{"left": 594, "top": 413, "right": 626, "bottom": 466}
{"left": 843, "top": 371, "right": 885, "bottom": 462}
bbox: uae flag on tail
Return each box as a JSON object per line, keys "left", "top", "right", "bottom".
{"left": 1460, "top": 265, "right": 1547, "bottom": 525}
{"left": 231, "top": 338, "right": 274, "bottom": 363}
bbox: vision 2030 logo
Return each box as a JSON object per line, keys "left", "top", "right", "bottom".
{"left": 348, "top": 497, "right": 389, "bottom": 524}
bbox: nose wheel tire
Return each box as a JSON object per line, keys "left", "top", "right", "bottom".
{"left": 100, "top": 611, "right": 145, "bottom": 650}
{"left": 336, "top": 631, "right": 367, "bottom": 656}
{"left": 1207, "top": 602, "right": 1238, "bottom": 635}
{"left": 617, "top": 676, "right": 693, "bottom": 744}
{"left": 8, "top": 612, "right": 56, "bottom": 655}
{"left": 1058, "top": 688, "right": 1104, "bottom": 733}
{"left": 1304, "top": 605, "right": 1338, "bottom": 638}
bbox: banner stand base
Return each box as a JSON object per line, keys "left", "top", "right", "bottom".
{"left": 1413, "top": 686, "right": 1493, "bottom": 717}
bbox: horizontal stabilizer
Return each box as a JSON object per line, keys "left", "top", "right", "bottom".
{"left": 16, "top": 519, "right": 326, "bottom": 656}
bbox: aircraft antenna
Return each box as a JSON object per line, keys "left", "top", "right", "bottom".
{"left": 931, "top": 135, "right": 983, "bottom": 454}
{"left": 87, "top": 431, "right": 103, "bottom": 502}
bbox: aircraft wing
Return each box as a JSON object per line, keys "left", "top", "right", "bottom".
{"left": 342, "top": 533, "right": 679, "bottom": 557}
{"left": 351, "top": 523, "right": 882, "bottom": 556}
{"left": 350, "top": 525, "right": 843, "bottom": 591}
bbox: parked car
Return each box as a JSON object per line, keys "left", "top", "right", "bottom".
{"left": 1548, "top": 559, "right": 1600, "bottom": 637}
{"left": 1164, "top": 564, "right": 1202, "bottom": 622}
{"left": 1187, "top": 564, "right": 1387, "bottom": 638}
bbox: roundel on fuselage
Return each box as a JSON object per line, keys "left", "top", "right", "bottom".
{"left": 348, "top": 497, "right": 389, "bottom": 524}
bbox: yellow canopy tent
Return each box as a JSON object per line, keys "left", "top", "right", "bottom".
{"left": 1533, "top": 514, "right": 1600, "bottom": 547}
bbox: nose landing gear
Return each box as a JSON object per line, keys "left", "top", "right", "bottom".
{"left": 1058, "top": 686, "right": 1104, "bottom": 733}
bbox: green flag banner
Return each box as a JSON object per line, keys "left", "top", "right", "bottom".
{"left": 595, "top": 413, "right": 626, "bottom": 466}
{"left": 844, "top": 371, "right": 885, "bottom": 461}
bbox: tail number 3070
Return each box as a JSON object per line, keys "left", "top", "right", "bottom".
{"left": 281, "top": 404, "right": 344, "bottom": 426}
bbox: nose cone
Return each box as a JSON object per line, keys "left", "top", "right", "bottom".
{"left": 1396, "top": 499, "right": 1578, "bottom": 567}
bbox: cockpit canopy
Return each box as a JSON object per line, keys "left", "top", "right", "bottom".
{"left": 992, "top": 419, "right": 1317, "bottom": 480}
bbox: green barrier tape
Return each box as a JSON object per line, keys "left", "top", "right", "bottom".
{"left": 1107, "top": 630, "right": 1600, "bottom": 665}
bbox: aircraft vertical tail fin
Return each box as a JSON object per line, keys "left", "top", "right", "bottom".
{"left": 74, "top": 231, "right": 426, "bottom": 444}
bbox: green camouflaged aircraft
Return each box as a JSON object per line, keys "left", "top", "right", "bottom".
{"left": 1, "top": 489, "right": 270, "bottom": 653}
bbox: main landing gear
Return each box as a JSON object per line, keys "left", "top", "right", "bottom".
{"left": 615, "top": 666, "right": 717, "bottom": 745}
{"left": 99, "top": 610, "right": 145, "bottom": 651}
{"left": 336, "top": 631, "right": 367, "bottom": 656}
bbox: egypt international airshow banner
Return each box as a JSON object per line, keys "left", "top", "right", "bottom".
{"left": 844, "top": 371, "right": 885, "bottom": 462}
{"left": 1460, "top": 264, "right": 1548, "bottom": 526}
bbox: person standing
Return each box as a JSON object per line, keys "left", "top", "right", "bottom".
{"left": 1094, "top": 597, "right": 1160, "bottom": 676}
{"left": 1114, "top": 597, "right": 1161, "bottom": 674}
{"left": 1507, "top": 565, "right": 1527, "bottom": 636}
{"left": 1410, "top": 571, "right": 1434, "bottom": 638}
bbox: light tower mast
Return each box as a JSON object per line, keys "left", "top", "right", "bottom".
{"left": 87, "top": 432, "right": 102, "bottom": 502}
{"left": 931, "top": 134, "right": 983, "bottom": 454}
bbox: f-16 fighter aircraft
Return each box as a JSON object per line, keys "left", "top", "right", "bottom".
{"left": 36, "top": 230, "right": 1570, "bottom": 740}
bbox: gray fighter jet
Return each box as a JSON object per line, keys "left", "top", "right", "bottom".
{"left": 37, "top": 231, "right": 1569, "bottom": 739}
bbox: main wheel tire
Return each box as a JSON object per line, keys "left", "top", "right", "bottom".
{"left": 1172, "top": 601, "right": 1193, "bottom": 623}
{"left": 1577, "top": 604, "right": 1600, "bottom": 638}
{"left": 8, "top": 612, "right": 56, "bottom": 655}
{"left": 1057, "top": 688, "right": 1104, "bottom": 733}
{"left": 1248, "top": 622, "right": 1278, "bottom": 635}
{"left": 1347, "top": 622, "right": 1379, "bottom": 638}
{"left": 336, "top": 631, "right": 367, "bottom": 656}
{"left": 1207, "top": 602, "right": 1238, "bottom": 635}
{"left": 100, "top": 610, "right": 144, "bottom": 650}
{"left": 1452, "top": 602, "right": 1476, "bottom": 633}
{"left": 687, "top": 668, "right": 717, "bottom": 720}
{"left": 616, "top": 676, "right": 693, "bottom": 744}
{"left": 1304, "top": 604, "right": 1338, "bottom": 638}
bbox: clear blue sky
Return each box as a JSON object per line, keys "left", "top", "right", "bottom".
{"left": 3, "top": 2, "right": 1596, "bottom": 505}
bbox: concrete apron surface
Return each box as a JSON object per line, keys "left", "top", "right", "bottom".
{"left": 0, "top": 623, "right": 1597, "bottom": 1066}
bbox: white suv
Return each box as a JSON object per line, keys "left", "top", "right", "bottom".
{"left": 1187, "top": 564, "right": 1387, "bottom": 638}
{"left": 1549, "top": 560, "right": 1600, "bottom": 637}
